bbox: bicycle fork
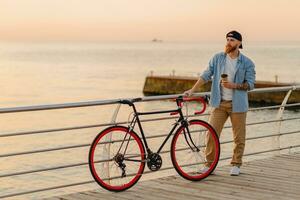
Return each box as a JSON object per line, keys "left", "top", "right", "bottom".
{"left": 182, "top": 121, "right": 201, "bottom": 152}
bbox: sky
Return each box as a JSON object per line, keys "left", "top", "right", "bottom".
{"left": 0, "top": 0, "right": 300, "bottom": 42}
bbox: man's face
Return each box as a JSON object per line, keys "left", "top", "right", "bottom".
{"left": 225, "top": 37, "right": 241, "bottom": 53}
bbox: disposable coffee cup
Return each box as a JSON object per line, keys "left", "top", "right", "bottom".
{"left": 221, "top": 74, "right": 228, "bottom": 82}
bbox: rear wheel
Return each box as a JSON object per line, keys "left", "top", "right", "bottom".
{"left": 89, "top": 126, "right": 145, "bottom": 191}
{"left": 171, "top": 120, "right": 220, "bottom": 181}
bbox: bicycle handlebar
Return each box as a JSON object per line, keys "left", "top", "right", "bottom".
{"left": 171, "top": 95, "right": 209, "bottom": 116}
{"left": 118, "top": 95, "right": 209, "bottom": 116}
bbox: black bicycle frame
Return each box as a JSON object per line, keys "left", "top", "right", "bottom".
{"left": 120, "top": 98, "right": 191, "bottom": 155}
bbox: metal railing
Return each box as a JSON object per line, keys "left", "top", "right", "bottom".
{"left": 0, "top": 85, "right": 300, "bottom": 199}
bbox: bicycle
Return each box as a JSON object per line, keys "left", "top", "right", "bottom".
{"left": 89, "top": 95, "right": 220, "bottom": 192}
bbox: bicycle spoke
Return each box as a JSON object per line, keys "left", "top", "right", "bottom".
{"left": 171, "top": 120, "right": 220, "bottom": 181}
{"left": 89, "top": 126, "right": 145, "bottom": 191}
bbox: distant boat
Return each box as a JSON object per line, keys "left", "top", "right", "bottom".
{"left": 152, "top": 38, "right": 163, "bottom": 43}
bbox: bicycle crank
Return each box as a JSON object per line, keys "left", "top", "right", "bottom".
{"left": 147, "top": 153, "right": 162, "bottom": 171}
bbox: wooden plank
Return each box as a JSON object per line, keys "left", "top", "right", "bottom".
{"left": 208, "top": 175, "right": 300, "bottom": 198}
{"left": 252, "top": 156, "right": 300, "bottom": 166}
{"left": 217, "top": 166, "right": 300, "bottom": 183}
{"left": 244, "top": 163, "right": 300, "bottom": 175}
{"left": 202, "top": 178, "right": 295, "bottom": 200}
{"left": 241, "top": 166, "right": 300, "bottom": 180}
{"left": 140, "top": 179, "right": 210, "bottom": 199}
{"left": 212, "top": 174, "right": 300, "bottom": 197}
{"left": 45, "top": 153, "right": 300, "bottom": 200}
{"left": 150, "top": 178, "right": 245, "bottom": 200}
{"left": 155, "top": 177, "right": 254, "bottom": 200}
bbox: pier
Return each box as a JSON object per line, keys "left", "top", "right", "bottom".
{"left": 143, "top": 75, "right": 300, "bottom": 104}
{"left": 46, "top": 153, "right": 300, "bottom": 200}
{"left": 0, "top": 86, "right": 299, "bottom": 199}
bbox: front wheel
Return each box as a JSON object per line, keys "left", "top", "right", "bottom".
{"left": 171, "top": 120, "right": 220, "bottom": 181}
{"left": 89, "top": 126, "right": 145, "bottom": 191}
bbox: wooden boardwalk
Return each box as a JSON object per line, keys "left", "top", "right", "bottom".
{"left": 47, "top": 153, "right": 300, "bottom": 200}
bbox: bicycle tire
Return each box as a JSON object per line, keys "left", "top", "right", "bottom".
{"left": 171, "top": 120, "right": 220, "bottom": 181}
{"left": 89, "top": 126, "right": 145, "bottom": 191}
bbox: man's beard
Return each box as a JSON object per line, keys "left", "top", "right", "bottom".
{"left": 225, "top": 44, "right": 238, "bottom": 54}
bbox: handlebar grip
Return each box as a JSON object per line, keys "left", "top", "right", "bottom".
{"left": 181, "top": 96, "right": 207, "bottom": 115}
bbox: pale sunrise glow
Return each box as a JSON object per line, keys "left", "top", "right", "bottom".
{"left": 0, "top": 0, "right": 300, "bottom": 42}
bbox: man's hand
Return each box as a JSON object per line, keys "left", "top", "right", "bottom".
{"left": 183, "top": 89, "right": 193, "bottom": 97}
{"left": 221, "top": 81, "right": 236, "bottom": 89}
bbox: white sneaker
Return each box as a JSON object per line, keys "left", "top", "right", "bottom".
{"left": 201, "top": 166, "right": 215, "bottom": 175}
{"left": 230, "top": 166, "right": 240, "bottom": 176}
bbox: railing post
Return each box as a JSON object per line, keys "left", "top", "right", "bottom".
{"left": 110, "top": 104, "right": 121, "bottom": 124}
{"left": 102, "top": 103, "right": 121, "bottom": 183}
{"left": 275, "top": 87, "right": 294, "bottom": 155}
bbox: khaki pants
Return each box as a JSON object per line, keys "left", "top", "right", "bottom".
{"left": 205, "top": 101, "right": 247, "bottom": 167}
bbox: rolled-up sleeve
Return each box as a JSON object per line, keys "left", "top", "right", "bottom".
{"left": 200, "top": 56, "right": 215, "bottom": 83}
{"left": 245, "top": 60, "right": 256, "bottom": 90}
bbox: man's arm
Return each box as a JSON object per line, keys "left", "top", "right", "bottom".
{"left": 222, "top": 60, "right": 256, "bottom": 91}
{"left": 222, "top": 81, "right": 249, "bottom": 90}
{"left": 184, "top": 56, "right": 216, "bottom": 96}
{"left": 184, "top": 77, "right": 205, "bottom": 96}
{"left": 200, "top": 56, "right": 215, "bottom": 83}
{"left": 244, "top": 60, "right": 256, "bottom": 90}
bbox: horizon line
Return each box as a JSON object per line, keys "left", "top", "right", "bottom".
{"left": 1, "top": 39, "right": 300, "bottom": 44}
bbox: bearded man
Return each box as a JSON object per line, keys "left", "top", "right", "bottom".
{"left": 184, "top": 30, "right": 256, "bottom": 176}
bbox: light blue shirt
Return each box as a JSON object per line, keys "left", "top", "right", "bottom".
{"left": 200, "top": 52, "right": 256, "bottom": 113}
{"left": 221, "top": 55, "right": 238, "bottom": 101}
